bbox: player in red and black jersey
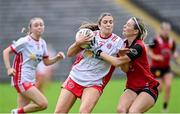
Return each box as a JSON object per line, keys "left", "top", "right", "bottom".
{"left": 148, "top": 22, "right": 177, "bottom": 112}
{"left": 93, "top": 17, "right": 159, "bottom": 113}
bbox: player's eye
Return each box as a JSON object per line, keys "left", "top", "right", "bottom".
{"left": 40, "top": 23, "right": 44, "bottom": 27}
{"left": 102, "top": 20, "right": 108, "bottom": 24}
{"left": 109, "top": 20, "right": 113, "bottom": 24}
{"left": 33, "top": 23, "right": 39, "bottom": 27}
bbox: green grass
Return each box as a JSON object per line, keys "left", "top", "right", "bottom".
{"left": 1, "top": 77, "right": 180, "bottom": 113}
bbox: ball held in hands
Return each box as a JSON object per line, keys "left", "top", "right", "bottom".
{"left": 75, "top": 28, "right": 95, "bottom": 49}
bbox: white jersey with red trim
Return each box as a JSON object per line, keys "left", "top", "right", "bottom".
{"left": 70, "top": 30, "right": 124, "bottom": 87}
{"left": 10, "top": 35, "right": 48, "bottom": 85}
{"left": 36, "top": 45, "right": 57, "bottom": 74}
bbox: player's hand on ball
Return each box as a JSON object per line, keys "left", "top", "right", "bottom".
{"left": 75, "top": 28, "right": 95, "bottom": 49}
{"left": 75, "top": 34, "right": 91, "bottom": 46}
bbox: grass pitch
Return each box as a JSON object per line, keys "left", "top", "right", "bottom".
{"left": 0, "top": 77, "right": 180, "bottom": 113}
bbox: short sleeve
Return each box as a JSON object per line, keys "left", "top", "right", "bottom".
{"left": 127, "top": 44, "right": 143, "bottom": 61}
{"left": 10, "top": 37, "right": 27, "bottom": 54}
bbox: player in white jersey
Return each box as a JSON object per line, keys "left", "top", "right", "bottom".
{"left": 36, "top": 44, "right": 58, "bottom": 92}
{"left": 3, "top": 17, "right": 65, "bottom": 114}
{"left": 54, "top": 12, "right": 124, "bottom": 113}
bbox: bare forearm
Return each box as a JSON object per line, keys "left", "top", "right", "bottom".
{"left": 67, "top": 42, "right": 82, "bottom": 57}
{"left": 44, "top": 52, "right": 65, "bottom": 66}
{"left": 44, "top": 57, "right": 58, "bottom": 65}
{"left": 100, "top": 52, "right": 130, "bottom": 67}
{"left": 3, "top": 48, "right": 11, "bottom": 69}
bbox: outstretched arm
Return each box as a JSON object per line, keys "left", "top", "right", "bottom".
{"left": 100, "top": 52, "right": 131, "bottom": 67}
{"left": 98, "top": 44, "right": 143, "bottom": 68}
{"left": 43, "top": 51, "right": 65, "bottom": 66}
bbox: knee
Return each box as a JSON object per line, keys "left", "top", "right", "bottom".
{"left": 165, "top": 83, "right": 171, "bottom": 89}
{"left": 116, "top": 105, "right": 128, "bottom": 113}
{"left": 38, "top": 99, "right": 48, "bottom": 110}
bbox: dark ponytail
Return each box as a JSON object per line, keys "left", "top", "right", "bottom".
{"left": 79, "top": 22, "right": 99, "bottom": 31}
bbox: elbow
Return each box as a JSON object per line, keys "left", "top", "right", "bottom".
{"left": 44, "top": 62, "right": 49, "bottom": 66}
{"left": 44, "top": 62, "right": 50, "bottom": 66}
{"left": 67, "top": 48, "right": 72, "bottom": 57}
{"left": 3, "top": 49, "right": 8, "bottom": 57}
{"left": 67, "top": 52, "right": 73, "bottom": 57}
{"left": 3, "top": 49, "right": 6, "bottom": 56}
{"left": 67, "top": 50, "right": 77, "bottom": 57}
{"left": 43, "top": 60, "right": 50, "bottom": 66}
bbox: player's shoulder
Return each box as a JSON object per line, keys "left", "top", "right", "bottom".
{"left": 134, "top": 40, "right": 146, "bottom": 51}
{"left": 20, "top": 35, "right": 29, "bottom": 40}
{"left": 134, "top": 39, "right": 144, "bottom": 46}
{"left": 39, "top": 37, "right": 46, "bottom": 42}
{"left": 14, "top": 35, "right": 29, "bottom": 44}
{"left": 39, "top": 38, "right": 47, "bottom": 46}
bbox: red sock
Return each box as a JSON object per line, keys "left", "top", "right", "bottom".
{"left": 17, "top": 108, "right": 25, "bottom": 114}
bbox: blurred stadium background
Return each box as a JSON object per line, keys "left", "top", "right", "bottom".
{"left": 0, "top": 0, "right": 180, "bottom": 113}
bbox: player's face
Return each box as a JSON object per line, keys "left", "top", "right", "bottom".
{"left": 99, "top": 16, "right": 114, "bottom": 36}
{"left": 30, "top": 19, "right": 45, "bottom": 36}
{"left": 122, "top": 19, "right": 138, "bottom": 38}
{"left": 161, "top": 25, "right": 171, "bottom": 37}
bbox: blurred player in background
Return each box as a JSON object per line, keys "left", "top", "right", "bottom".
{"left": 148, "top": 22, "right": 177, "bottom": 112}
{"left": 92, "top": 17, "right": 159, "bottom": 113}
{"left": 54, "top": 12, "right": 124, "bottom": 113}
{"left": 36, "top": 44, "right": 58, "bottom": 92}
{"left": 3, "top": 17, "right": 65, "bottom": 114}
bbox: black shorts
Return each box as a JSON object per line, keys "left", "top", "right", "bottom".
{"left": 125, "top": 85, "right": 159, "bottom": 103}
{"left": 150, "top": 67, "right": 171, "bottom": 78}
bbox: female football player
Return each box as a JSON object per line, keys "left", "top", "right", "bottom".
{"left": 3, "top": 17, "right": 65, "bottom": 113}
{"left": 148, "top": 22, "right": 177, "bottom": 112}
{"left": 54, "top": 12, "right": 124, "bottom": 113}
{"left": 93, "top": 17, "right": 159, "bottom": 113}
